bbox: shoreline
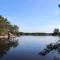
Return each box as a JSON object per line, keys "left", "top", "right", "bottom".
{"left": 0, "top": 35, "right": 16, "bottom": 39}
{"left": 0, "top": 36, "right": 8, "bottom": 39}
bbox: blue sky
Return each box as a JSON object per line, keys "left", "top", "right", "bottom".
{"left": 0, "top": 0, "right": 60, "bottom": 32}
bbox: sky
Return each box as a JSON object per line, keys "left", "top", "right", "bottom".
{"left": 0, "top": 0, "right": 60, "bottom": 32}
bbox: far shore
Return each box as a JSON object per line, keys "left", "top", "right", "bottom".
{"left": 0, "top": 32, "right": 60, "bottom": 39}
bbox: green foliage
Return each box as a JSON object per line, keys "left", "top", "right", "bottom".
{"left": 0, "top": 29, "right": 4, "bottom": 32}
{"left": 0, "top": 15, "right": 19, "bottom": 35}
{"left": 53, "top": 28, "right": 60, "bottom": 36}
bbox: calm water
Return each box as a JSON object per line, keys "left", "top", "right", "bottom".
{"left": 0, "top": 36, "right": 60, "bottom": 60}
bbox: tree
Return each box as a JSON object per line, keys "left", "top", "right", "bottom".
{"left": 58, "top": 4, "right": 60, "bottom": 8}
{"left": 53, "top": 28, "right": 59, "bottom": 35}
{"left": 0, "top": 15, "right": 19, "bottom": 35}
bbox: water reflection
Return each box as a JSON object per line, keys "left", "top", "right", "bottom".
{"left": 53, "top": 56, "right": 60, "bottom": 60}
{"left": 39, "top": 40, "right": 60, "bottom": 60}
{"left": 0, "top": 38, "right": 18, "bottom": 58}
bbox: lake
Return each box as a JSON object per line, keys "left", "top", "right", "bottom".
{"left": 0, "top": 36, "right": 60, "bottom": 60}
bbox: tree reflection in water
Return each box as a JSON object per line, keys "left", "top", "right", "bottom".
{"left": 39, "top": 40, "right": 60, "bottom": 60}
{"left": 0, "top": 38, "right": 18, "bottom": 58}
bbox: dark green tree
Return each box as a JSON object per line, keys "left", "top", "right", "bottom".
{"left": 53, "top": 28, "right": 59, "bottom": 36}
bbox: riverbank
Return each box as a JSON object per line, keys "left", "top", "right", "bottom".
{"left": 0, "top": 35, "right": 16, "bottom": 39}
{"left": 0, "top": 36, "right": 8, "bottom": 39}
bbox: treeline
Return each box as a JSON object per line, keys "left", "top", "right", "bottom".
{"left": 18, "top": 32, "right": 52, "bottom": 36}
{"left": 19, "top": 28, "right": 60, "bottom": 36}
{"left": 52, "top": 28, "right": 60, "bottom": 36}
{"left": 0, "top": 15, "right": 19, "bottom": 35}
